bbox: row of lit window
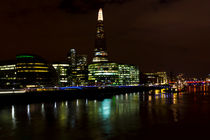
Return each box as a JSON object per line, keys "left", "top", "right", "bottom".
{"left": 52, "top": 64, "right": 69, "bottom": 67}
{"left": 16, "top": 66, "right": 48, "bottom": 69}
{"left": 0, "top": 68, "right": 15, "bottom": 70}
{"left": 17, "top": 70, "right": 49, "bottom": 73}
{"left": 0, "top": 77, "right": 16, "bottom": 80}
{"left": 0, "top": 65, "right": 16, "bottom": 70}
{"left": 17, "top": 63, "right": 45, "bottom": 65}
{"left": 95, "top": 52, "right": 108, "bottom": 56}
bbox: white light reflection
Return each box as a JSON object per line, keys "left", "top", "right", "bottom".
{"left": 86, "top": 99, "right": 88, "bottom": 105}
{"left": 125, "top": 93, "right": 128, "bottom": 100}
{"left": 65, "top": 101, "right": 68, "bottom": 106}
{"left": 54, "top": 102, "right": 58, "bottom": 118}
{"left": 41, "top": 103, "right": 45, "bottom": 117}
{"left": 76, "top": 100, "right": 79, "bottom": 106}
{"left": 27, "top": 104, "right": 31, "bottom": 120}
{"left": 11, "top": 105, "right": 16, "bottom": 128}
{"left": 121, "top": 95, "right": 124, "bottom": 100}
{"left": 12, "top": 105, "right": 15, "bottom": 119}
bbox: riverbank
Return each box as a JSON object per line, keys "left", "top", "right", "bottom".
{"left": 0, "top": 86, "right": 167, "bottom": 105}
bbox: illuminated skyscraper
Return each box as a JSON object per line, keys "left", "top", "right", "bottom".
{"left": 67, "top": 49, "right": 76, "bottom": 67}
{"left": 75, "top": 55, "right": 88, "bottom": 86}
{"left": 67, "top": 49, "right": 88, "bottom": 86}
{"left": 88, "top": 8, "right": 140, "bottom": 86}
{"left": 67, "top": 49, "right": 77, "bottom": 86}
{"left": 92, "top": 8, "right": 108, "bottom": 63}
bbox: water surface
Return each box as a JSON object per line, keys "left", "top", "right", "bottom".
{"left": 0, "top": 88, "right": 210, "bottom": 139}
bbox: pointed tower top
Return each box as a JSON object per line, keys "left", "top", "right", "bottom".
{"left": 98, "top": 8, "right": 103, "bottom": 21}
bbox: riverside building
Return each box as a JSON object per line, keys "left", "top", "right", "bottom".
{"left": 144, "top": 72, "right": 168, "bottom": 86}
{"left": 88, "top": 62, "right": 139, "bottom": 86}
{"left": 16, "top": 54, "right": 57, "bottom": 88}
{"left": 0, "top": 54, "right": 58, "bottom": 88}
{"left": 0, "top": 61, "right": 16, "bottom": 88}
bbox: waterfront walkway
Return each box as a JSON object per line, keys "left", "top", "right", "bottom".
{"left": 0, "top": 85, "right": 169, "bottom": 105}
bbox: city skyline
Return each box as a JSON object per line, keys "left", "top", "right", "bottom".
{"left": 0, "top": 0, "right": 210, "bottom": 77}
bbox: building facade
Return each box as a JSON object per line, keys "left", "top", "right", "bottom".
{"left": 16, "top": 54, "right": 57, "bottom": 88}
{"left": 0, "top": 54, "right": 58, "bottom": 88}
{"left": 75, "top": 55, "right": 88, "bottom": 86}
{"left": 118, "top": 64, "right": 140, "bottom": 86}
{"left": 52, "top": 63, "right": 70, "bottom": 87}
{"left": 88, "top": 62, "right": 119, "bottom": 86}
{"left": 0, "top": 61, "right": 16, "bottom": 88}
{"left": 88, "top": 62, "right": 139, "bottom": 86}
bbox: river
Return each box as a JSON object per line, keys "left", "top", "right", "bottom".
{"left": 0, "top": 86, "right": 210, "bottom": 139}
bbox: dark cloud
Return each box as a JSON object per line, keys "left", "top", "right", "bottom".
{"left": 0, "top": 0, "right": 209, "bottom": 77}
{"left": 60, "top": 0, "right": 131, "bottom": 13}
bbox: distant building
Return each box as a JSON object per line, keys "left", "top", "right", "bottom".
{"left": 207, "top": 74, "right": 210, "bottom": 81}
{"left": 52, "top": 63, "right": 70, "bottom": 87}
{"left": 67, "top": 49, "right": 88, "bottom": 86}
{"left": 67, "top": 49, "right": 76, "bottom": 67}
{"left": 75, "top": 55, "right": 88, "bottom": 86}
{"left": 144, "top": 72, "right": 168, "bottom": 85}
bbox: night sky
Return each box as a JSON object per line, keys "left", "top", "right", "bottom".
{"left": 0, "top": 0, "right": 210, "bottom": 77}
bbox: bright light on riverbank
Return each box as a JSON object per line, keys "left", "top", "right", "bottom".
{"left": 0, "top": 89, "right": 26, "bottom": 94}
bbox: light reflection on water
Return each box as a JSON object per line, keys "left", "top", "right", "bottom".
{"left": 1, "top": 89, "right": 210, "bottom": 139}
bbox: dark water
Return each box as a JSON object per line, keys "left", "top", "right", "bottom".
{"left": 1, "top": 87, "right": 210, "bottom": 140}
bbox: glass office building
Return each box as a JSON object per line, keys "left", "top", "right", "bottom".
{"left": 75, "top": 55, "right": 88, "bottom": 86}
{"left": 88, "top": 62, "right": 139, "bottom": 86}
{"left": 67, "top": 49, "right": 88, "bottom": 86}
{"left": 0, "top": 61, "right": 16, "bottom": 88}
{"left": 52, "top": 63, "right": 70, "bottom": 87}
{"left": 118, "top": 64, "right": 140, "bottom": 86}
{"left": 88, "top": 62, "right": 119, "bottom": 86}
{"left": 16, "top": 54, "right": 57, "bottom": 88}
